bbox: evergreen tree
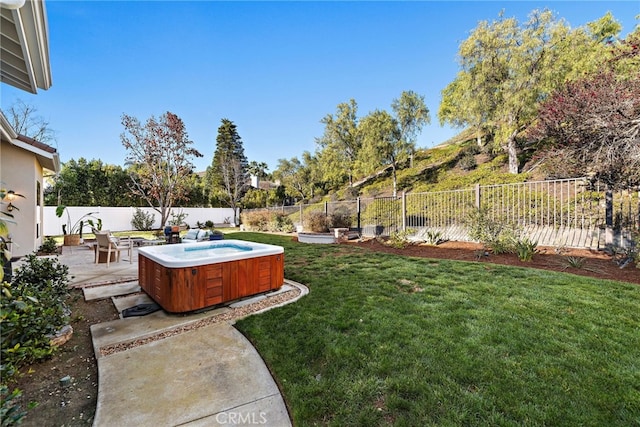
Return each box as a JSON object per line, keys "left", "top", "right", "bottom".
{"left": 207, "top": 119, "right": 248, "bottom": 224}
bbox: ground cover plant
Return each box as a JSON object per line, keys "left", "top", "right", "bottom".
{"left": 233, "top": 233, "right": 640, "bottom": 426}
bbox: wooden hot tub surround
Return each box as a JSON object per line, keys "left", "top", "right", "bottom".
{"left": 138, "top": 242, "right": 284, "bottom": 313}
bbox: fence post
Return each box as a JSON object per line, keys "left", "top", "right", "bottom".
{"left": 357, "top": 197, "right": 361, "bottom": 232}
{"left": 299, "top": 204, "right": 303, "bottom": 228}
{"left": 324, "top": 201, "right": 328, "bottom": 216}
{"left": 605, "top": 190, "right": 613, "bottom": 246}
{"left": 402, "top": 191, "right": 407, "bottom": 232}
{"left": 475, "top": 184, "right": 481, "bottom": 209}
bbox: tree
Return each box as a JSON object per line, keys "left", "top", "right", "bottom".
{"left": 439, "top": 10, "right": 618, "bottom": 174}
{"left": 120, "top": 112, "right": 203, "bottom": 226}
{"left": 391, "top": 90, "right": 431, "bottom": 166}
{"left": 5, "top": 99, "right": 56, "bottom": 143}
{"left": 247, "top": 161, "right": 270, "bottom": 180}
{"left": 272, "top": 156, "right": 313, "bottom": 202}
{"left": 316, "top": 99, "right": 361, "bottom": 187}
{"left": 357, "top": 91, "right": 430, "bottom": 197}
{"left": 358, "top": 110, "right": 401, "bottom": 195}
{"left": 44, "top": 159, "right": 138, "bottom": 206}
{"left": 529, "top": 70, "right": 640, "bottom": 189}
{"left": 207, "top": 119, "right": 248, "bottom": 224}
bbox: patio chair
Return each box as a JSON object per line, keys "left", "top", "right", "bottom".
{"left": 94, "top": 231, "right": 132, "bottom": 267}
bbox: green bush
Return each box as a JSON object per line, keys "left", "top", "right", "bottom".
{"left": 1, "top": 255, "right": 70, "bottom": 381}
{"left": 423, "top": 229, "right": 446, "bottom": 245}
{"left": 386, "top": 229, "right": 415, "bottom": 249}
{"left": 241, "top": 211, "right": 295, "bottom": 233}
{"left": 0, "top": 385, "right": 27, "bottom": 426}
{"left": 328, "top": 211, "right": 353, "bottom": 229}
{"left": 268, "top": 213, "right": 295, "bottom": 233}
{"left": 465, "top": 207, "right": 518, "bottom": 254}
{"left": 131, "top": 207, "right": 155, "bottom": 231}
{"left": 37, "top": 236, "right": 58, "bottom": 254}
{"left": 515, "top": 237, "right": 538, "bottom": 261}
{"left": 458, "top": 152, "right": 477, "bottom": 171}
{"left": 304, "top": 211, "right": 329, "bottom": 233}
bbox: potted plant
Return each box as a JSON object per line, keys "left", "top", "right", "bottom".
{"left": 55, "top": 206, "right": 101, "bottom": 246}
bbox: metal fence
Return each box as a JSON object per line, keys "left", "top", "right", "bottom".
{"left": 247, "top": 177, "right": 639, "bottom": 249}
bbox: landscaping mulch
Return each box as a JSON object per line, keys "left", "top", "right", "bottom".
{"left": 351, "top": 239, "right": 640, "bottom": 285}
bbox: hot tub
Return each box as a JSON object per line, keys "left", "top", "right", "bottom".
{"left": 138, "top": 240, "right": 284, "bottom": 313}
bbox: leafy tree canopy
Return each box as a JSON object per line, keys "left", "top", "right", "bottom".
{"left": 121, "top": 111, "right": 202, "bottom": 226}
{"left": 439, "top": 10, "right": 622, "bottom": 174}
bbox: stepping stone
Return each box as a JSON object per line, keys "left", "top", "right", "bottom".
{"left": 84, "top": 281, "right": 141, "bottom": 301}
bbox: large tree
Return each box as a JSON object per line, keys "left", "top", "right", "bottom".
{"left": 358, "top": 110, "right": 402, "bottom": 195}
{"left": 46, "top": 158, "right": 138, "bottom": 207}
{"left": 121, "top": 112, "right": 202, "bottom": 226}
{"left": 207, "top": 119, "right": 248, "bottom": 224}
{"left": 357, "top": 91, "right": 430, "bottom": 197}
{"left": 5, "top": 99, "right": 56, "bottom": 144}
{"left": 316, "top": 99, "right": 360, "bottom": 188}
{"left": 439, "top": 10, "right": 618, "bottom": 174}
{"left": 272, "top": 156, "right": 313, "bottom": 202}
{"left": 529, "top": 70, "right": 640, "bottom": 189}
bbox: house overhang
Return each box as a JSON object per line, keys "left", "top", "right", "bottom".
{"left": 0, "top": 0, "right": 52, "bottom": 93}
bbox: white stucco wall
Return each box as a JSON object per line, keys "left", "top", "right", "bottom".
{"left": 1, "top": 141, "right": 44, "bottom": 257}
{"left": 42, "top": 206, "right": 238, "bottom": 236}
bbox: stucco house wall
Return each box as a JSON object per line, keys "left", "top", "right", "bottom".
{"left": 0, "top": 140, "right": 48, "bottom": 256}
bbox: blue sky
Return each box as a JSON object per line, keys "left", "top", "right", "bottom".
{"left": 1, "top": 1, "right": 638, "bottom": 173}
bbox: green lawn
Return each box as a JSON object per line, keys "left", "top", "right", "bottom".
{"left": 231, "top": 232, "right": 640, "bottom": 426}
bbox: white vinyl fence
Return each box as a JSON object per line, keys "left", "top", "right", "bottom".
{"left": 43, "top": 206, "right": 237, "bottom": 236}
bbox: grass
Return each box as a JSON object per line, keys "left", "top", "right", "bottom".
{"left": 230, "top": 232, "right": 640, "bottom": 426}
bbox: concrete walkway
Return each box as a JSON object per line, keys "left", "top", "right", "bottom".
{"left": 52, "top": 243, "right": 305, "bottom": 427}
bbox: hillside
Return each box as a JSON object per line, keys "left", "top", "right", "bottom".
{"left": 334, "top": 129, "right": 546, "bottom": 200}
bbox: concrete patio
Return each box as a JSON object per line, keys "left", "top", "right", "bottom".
{"left": 49, "top": 242, "right": 306, "bottom": 426}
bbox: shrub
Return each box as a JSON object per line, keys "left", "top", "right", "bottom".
{"left": 268, "top": 213, "right": 295, "bottom": 233}
{"left": 328, "top": 210, "right": 353, "bottom": 229}
{"left": 241, "top": 211, "right": 271, "bottom": 231}
{"left": 458, "top": 152, "right": 477, "bottom": 171}
{"left": 562, "top": 256, "right": 588, "bottom": 269}
{"left": 466, "top": 207, "right": 518, "bottom": 254}
{"left": 0, "top": 386, "right": 27, "bottom": 426}
{"left": 241, "top": 211, "right": 295, "bottom": 233}
{"left": 515, "top": 237, "right": 538, "bottom": 262}
{"left": 386, "top": 229, "right": 414, "bottom": 249}
{"left": 1, "top": 255, "right": 71, "bottom": 381}
{"left": 304, "top": 211, "right": 329, "bottom": 233}
{"left": 37, "top": 236, "right": 58, "bottom": 254}
{"left": 423, "top": 230, "right": 446, "bottom": 246}
{"left": 131, "top": 208, "right": 155, "bottom": 231}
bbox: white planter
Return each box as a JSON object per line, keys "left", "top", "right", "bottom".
{"left": 297, "top": 232, "right": 337, "bottom": 244}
